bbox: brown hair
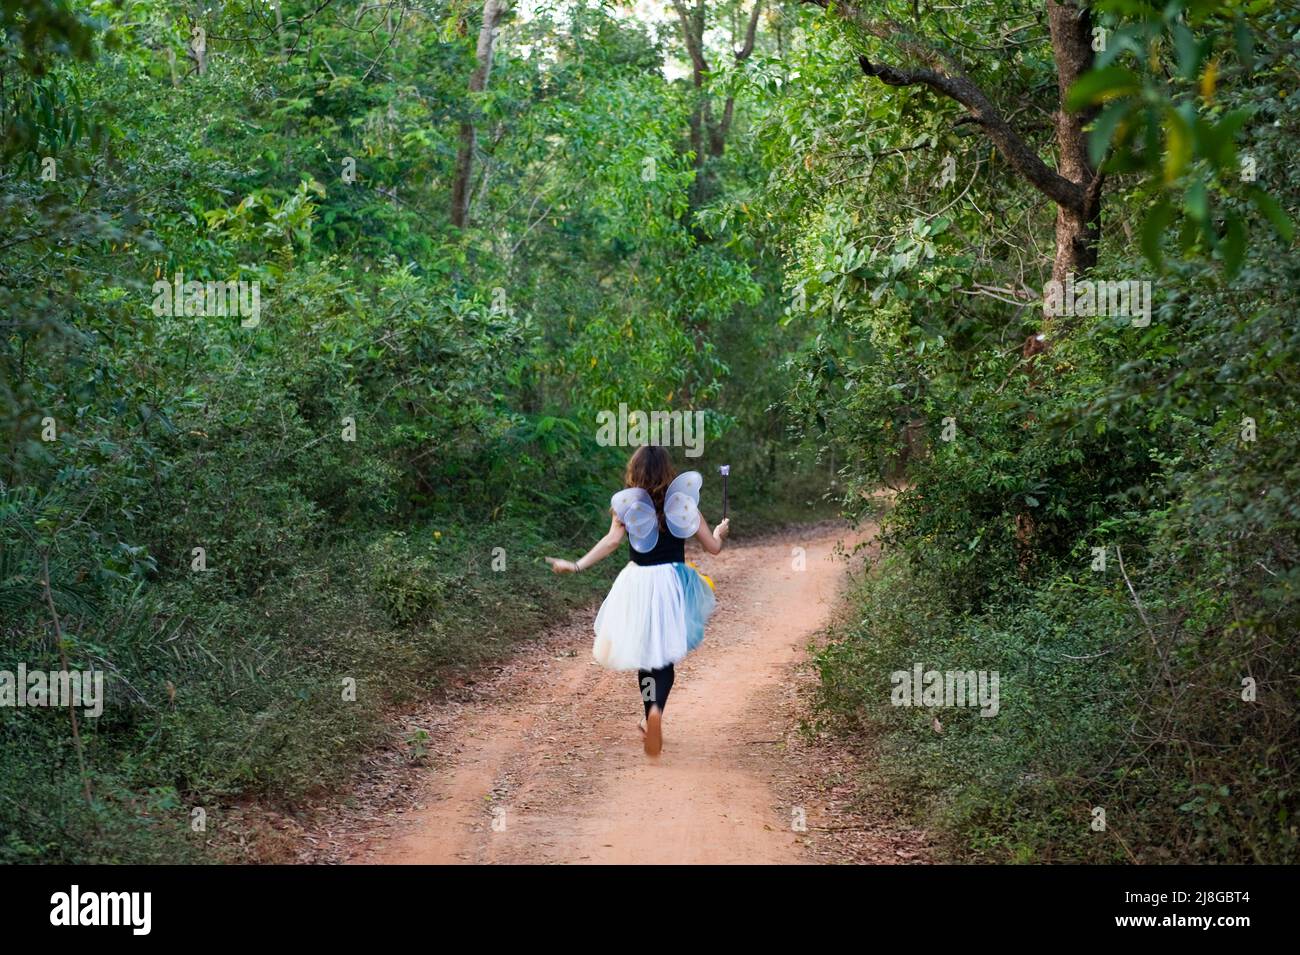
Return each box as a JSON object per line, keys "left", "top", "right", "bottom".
{"left": 623, "top": 445, "right": 677, "bottom": 528}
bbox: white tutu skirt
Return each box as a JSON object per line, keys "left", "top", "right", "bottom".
{"left": 593, "top": 562, "right": 716, "bottom": 671}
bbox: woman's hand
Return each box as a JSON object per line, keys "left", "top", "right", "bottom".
{"left": 695, "top": 511, "right": 728, "bottom": 554}
{"left": 545, "top": 557, "right": 580, "bottom": 574}
{"left": 548, "top": 515, "right": 623, "bottom": 575}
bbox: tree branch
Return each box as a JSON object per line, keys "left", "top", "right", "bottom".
{"left": 714, "top": 0, "right": 765, "bottom": 148}
{"left": 735, "top": 0, "right": 764, "bottom": 63}
{"left": 42, "top": 552, "right": 94, "bottom": 809}
{"left": 670, "top": 0, "right": 709, "bottom": 81}
{"left": 802, "top": 0, "right": 1085, "bottom": 214}
{"left": 854, "top": 54, "right": 1082, "bottom": 211}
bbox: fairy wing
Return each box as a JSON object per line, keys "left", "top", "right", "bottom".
{"left": 664, "top": 470, "right": 703, "bottom": 539}
{"left": 611, "top": 487, "right": 659, "bottom": 553}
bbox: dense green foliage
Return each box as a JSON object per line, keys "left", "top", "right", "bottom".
{"left": 1, "top": 0, "right": 824, "bottom": 861}
{"left": 2, "top": 0, "right": 1295, "bottom": 863}
{"left": 780, "top": 0, "right": 1299, "bottom": 862}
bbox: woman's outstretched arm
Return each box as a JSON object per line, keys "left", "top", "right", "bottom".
{"left": 694, "top": 510, "right": 730, "bottom": 555}
{"left": 546, "top": 513, "right": 627, "bottom": 574}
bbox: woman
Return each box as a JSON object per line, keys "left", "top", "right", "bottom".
{"left": 547, "top": 445, "right": 729, "bottom": 755}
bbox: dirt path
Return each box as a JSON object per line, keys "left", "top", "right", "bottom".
{"left": 312, "top": 523, "right": 924, "bottom": 865}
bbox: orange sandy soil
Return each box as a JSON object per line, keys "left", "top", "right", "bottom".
{"left": 235, "top": 522, "right": 933, "bottom": 865}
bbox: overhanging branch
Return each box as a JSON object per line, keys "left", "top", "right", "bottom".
{"left": 804, "top": 0, "right": 1086, "bottom": 214}
{"left": 856, "top": 55, "right": 1083, "bottom": 211}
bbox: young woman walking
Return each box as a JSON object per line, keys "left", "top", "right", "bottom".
{"left": 547, "top": 446, "right": 729, "bottom": 755}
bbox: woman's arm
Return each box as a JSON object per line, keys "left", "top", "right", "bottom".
{"left": 694, "top": 510, "right": 730, "bottom": 556}
{"left": 546, "top": 513, "right": 627, "bottom": 574}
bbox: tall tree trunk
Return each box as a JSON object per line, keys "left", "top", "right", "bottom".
{"left": 273, "top": 0, "right": 286, "bottom": 62}
{"left": 451, "top": 0, "right": 505, "bottom": 229}
{"left": 671, "top": 0, "right": 763, "bottom": 214}
{"left": 1046, "top": 0, "right": 1101, "bottom": 295}
{"left": 188, "top": 3, "right": 207, "bottom": 76}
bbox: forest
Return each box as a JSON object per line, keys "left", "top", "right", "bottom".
{"left": 1, "top": 0, "right": 1296, "bottom": 865}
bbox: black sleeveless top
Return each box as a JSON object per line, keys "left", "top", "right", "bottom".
{"left": 630, "top": 525, "right": 685, "bottom": 566}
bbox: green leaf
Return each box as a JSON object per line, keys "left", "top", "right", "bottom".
{"left": 1233, "top": 17, "right": 1255, "bottom": 72}
{"left": 1066, "top": 67, "right": 1142, "bottom": 111}
{"left": 1088, "top": 101, "right": 1132, "bottom": 167}
{"left": 1219, "top": 211, "right": 1245, "bottom": 278}
{"left": 1207, "top": 109, "right": 1251, "bottom": 167}
{"left": 1171, "top": 23, "right": 1205, "bottom": 80}
{"left": 1163, "top": 108, "right": 1193, "bottom": 183}
{"left": 1141, "top": 196, "right": 1173, "bottom": 270}
{"left": 1248, "top": 187, "right": 1295, "bottom": 242}
{"left": 1184, "top": 179, "right": 1208, "bottom": 222}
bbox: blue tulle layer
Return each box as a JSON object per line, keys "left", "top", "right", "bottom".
{"left": 674, "top": 562, "right": 716, "bottom": 652}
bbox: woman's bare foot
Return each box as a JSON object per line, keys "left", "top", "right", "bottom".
{"left": 643, "top": 705, "right": 662, "bottom": 756}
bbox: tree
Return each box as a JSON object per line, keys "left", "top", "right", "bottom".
{"left": 451, "top": 0, "right": 508, "bottom": 228}
{"left": 670, "top": 0, "right": 764, "bottom": 211}
{"left": 801, "top": 0, "right": 1101, "bottom": 339}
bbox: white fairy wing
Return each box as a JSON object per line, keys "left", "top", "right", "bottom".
{"left": 611, "top": 487, "right": 659, "bottom": 553}
{"left": 664, "top": 470, "right": 703, "bottom": 539}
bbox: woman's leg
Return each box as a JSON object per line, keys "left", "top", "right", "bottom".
{"left": 637, "top": 664, "right": 676, "bottom": 717}
{"left": 637, "top": 664, "right": 674, "bottom": 756}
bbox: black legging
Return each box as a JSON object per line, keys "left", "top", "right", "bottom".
{"left": 638, "top": 664, "right": 675, "bottom": 717}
